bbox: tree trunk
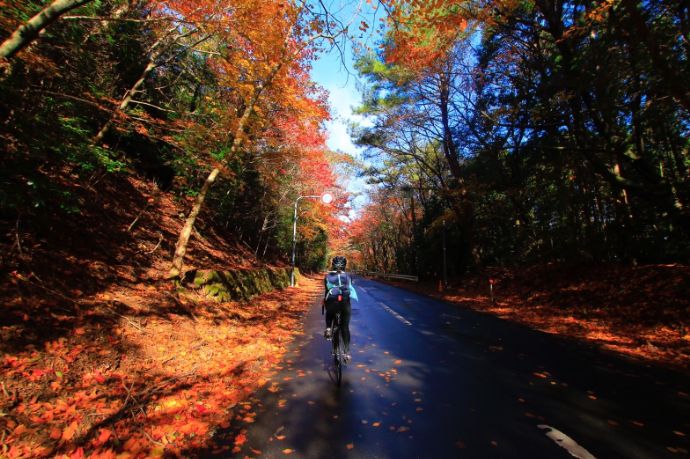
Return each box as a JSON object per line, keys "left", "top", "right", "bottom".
{"left": 167, "top": 70, "right": 280, "bottom": 277}
{"left": 93, "top": 59, "right": 158, "bottom": 143}
{"left": 0, "top": 0, "right": 93, "bottom": 59}
{"left": 168, "top": 167, "right": 220, "bottom": 278}
{"left": 167, "top": 21, "right": 296, "bottom": 277}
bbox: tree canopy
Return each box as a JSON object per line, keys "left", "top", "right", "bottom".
{"left": 351, "top": 0, "right": 689, "bottom": 276}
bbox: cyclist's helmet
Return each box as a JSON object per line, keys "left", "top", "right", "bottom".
{"left": 332, "top": 256, "right": 347, "bottom": 271}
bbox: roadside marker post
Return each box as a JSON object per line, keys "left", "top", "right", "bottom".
{"left": 489, "top": 278, "right": 495, "bottom": 304}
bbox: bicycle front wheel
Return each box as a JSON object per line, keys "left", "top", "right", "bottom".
{"left": 333, "top": 327, "right": 342, "bottom": 386}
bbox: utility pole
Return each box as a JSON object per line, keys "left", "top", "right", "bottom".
{"left": 290, "top": 193, "right": 333, "bottom": 286}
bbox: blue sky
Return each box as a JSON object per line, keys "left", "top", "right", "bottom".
{"left": 307, "top": 1, "right": 385, "bottom": 218}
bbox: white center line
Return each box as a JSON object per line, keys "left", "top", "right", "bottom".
{"left": 378, "top": 301, "right": 412, "bottom": 326}
{"left": 537, "top": 425, "right": 596, "bottom": 459}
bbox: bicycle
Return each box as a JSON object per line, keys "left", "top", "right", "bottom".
{"left": 330, "top": 311, "right": 347, "bottom": 386}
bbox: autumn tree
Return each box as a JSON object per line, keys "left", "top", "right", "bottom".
{"left": 168, "top": 0, "right": 358, "bottom": 277}
{"left": 352, "top": 0, "right": 689, "bottom": 275}
{"left": 0, "top": 0, "right": 349, "bottom": 279}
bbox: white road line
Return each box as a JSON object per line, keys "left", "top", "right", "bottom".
{"left": 378, "top": 301, "right": 412, "bottom": 326}
{"left": 537, "top": 425, "right": 596, "bottom": 459}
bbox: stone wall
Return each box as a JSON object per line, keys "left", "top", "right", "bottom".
{"left": 182, "top": 267, "right": 299, "bottom": 302}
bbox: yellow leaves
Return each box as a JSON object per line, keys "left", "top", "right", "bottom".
{"left": 157, "top": 397, "right": 186, "bottom": 414}
{"left": 282, "top": 448, "right": 294, "bottom": 454}
{"left": 150, "top": 446, "right": 166, "bottom": 457}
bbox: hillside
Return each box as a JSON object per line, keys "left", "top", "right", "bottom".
{"left": 0, "top": 168, "right": 321, "bottom": 457}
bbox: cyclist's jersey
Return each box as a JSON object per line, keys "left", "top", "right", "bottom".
{"left": 324, "top": 271, "right": 352, "bottom": 302}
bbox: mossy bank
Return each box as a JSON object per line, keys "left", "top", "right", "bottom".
{"left": 182, "top": 267, "right": 300, "bottom": 302}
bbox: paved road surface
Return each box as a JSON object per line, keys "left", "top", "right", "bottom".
{"left": 209, "top": 277, "right": 690, "bottom": 458}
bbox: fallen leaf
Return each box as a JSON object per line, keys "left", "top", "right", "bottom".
{"left": 282, "top": 448, "right": 294, "bottom": 454}
{"left": 62, "top": 421, "right": 79, "bottom": 441}
{"left": 50, "top": 427, "right": 62, "bottom": 440}
{"left": 346, "top": 443, "right": 354, "bottom": 450}
{"left": 234, "top": 433, "right": 247, "bottom": 447}
{"left": 93, "top": 428, "right": 111, "bottom": 446}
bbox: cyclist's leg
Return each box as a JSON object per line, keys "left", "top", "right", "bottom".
{"left": 325, "top": 300, "right": 335, "bottom": 328}
{"left": 341, "top": 300, "right": 352, "bottom": 354}
{"left": 324, "top": 300, "right": 336, "bottom": 338}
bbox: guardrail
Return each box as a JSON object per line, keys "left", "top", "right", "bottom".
{"left": 351, "top": 270, "right": 419, "bottom": 282}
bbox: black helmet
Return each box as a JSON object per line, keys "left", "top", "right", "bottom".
{"left": 332, "top": 256, "right": 347, "bottom": 271}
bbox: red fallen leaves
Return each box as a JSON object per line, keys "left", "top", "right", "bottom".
{"left": 92, "top": 428, "right": 112, "bottom": 447}
{"left": 392, "top": 264, "right": 690, "bottom": 369}
{"left": 1, "top": 276, "right": 321, "bottom": 458}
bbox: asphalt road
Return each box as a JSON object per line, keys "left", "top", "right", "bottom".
{"left": 209, "top": 277, "right": 690, "bottom": 458}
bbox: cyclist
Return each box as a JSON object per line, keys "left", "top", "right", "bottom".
{"left": 323, "top": 256, "right": 356, "bottom": 361}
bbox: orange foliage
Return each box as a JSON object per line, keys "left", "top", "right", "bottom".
{"left": 381, "top": 0, "right": 470, "bottom": 70}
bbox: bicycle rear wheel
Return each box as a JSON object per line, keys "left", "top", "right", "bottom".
{"left": 333, "top": 326, "right": 342, "bottom": 386}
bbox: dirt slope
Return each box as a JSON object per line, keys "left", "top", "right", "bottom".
{"left": 0, "top": 171, "right": 319, "bottom": 458}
